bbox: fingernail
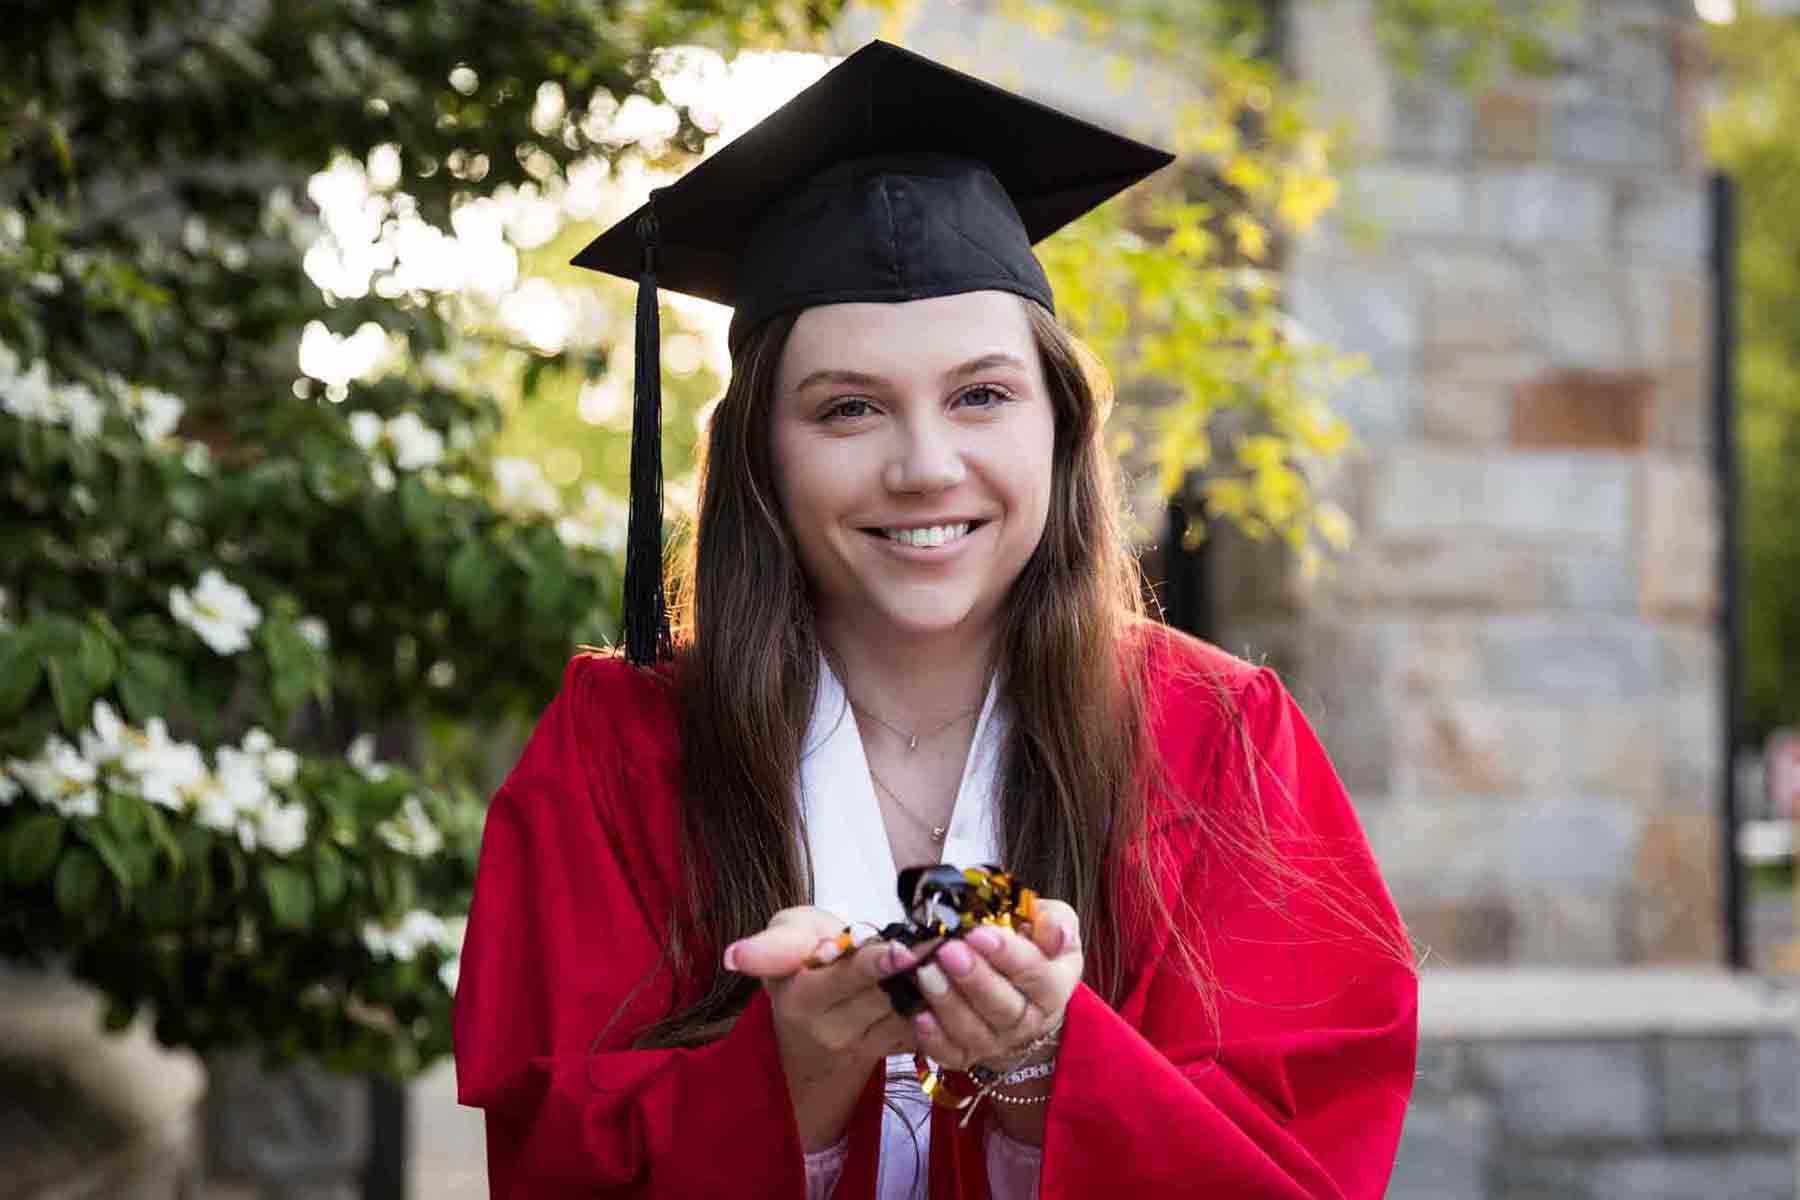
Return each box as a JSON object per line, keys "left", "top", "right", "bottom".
{"left": 967, "top": 927, "right": 1003, "bottom": 954}
{"left": 886, "top": 944, "right": 914, "bottom": 974}
{"left": 812, "top": 937, "right": 841, "bottom": 965}
{"left": 723, "top": 943, "right": 740, "bottom": 971}
{"left": 915, "top": 1011, "right": 939, "bottom": 1035}
{"left": 916, "top": 963, "right": 950, "bottom": 997}
{"left": 939, "top": 942, "right": 976, "bottom": 977}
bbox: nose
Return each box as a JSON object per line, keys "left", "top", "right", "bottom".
{"left": 883, "top": 413, "right": 966, "bottom": 493}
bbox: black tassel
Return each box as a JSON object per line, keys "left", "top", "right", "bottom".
{"left": 623, "top": 192, "right": 672, "bottom": 666}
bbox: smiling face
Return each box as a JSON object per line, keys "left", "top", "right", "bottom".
{"left": 768, "top": 289, "right": 1057, "bottom": 647}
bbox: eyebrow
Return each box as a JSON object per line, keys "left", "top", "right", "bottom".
{"left": 792, "top": 351, "right": 1030, "bottom": 394}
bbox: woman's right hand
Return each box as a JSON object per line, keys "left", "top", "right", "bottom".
{"left": 727, "top": 907, "right": 915, "bottom": 1149}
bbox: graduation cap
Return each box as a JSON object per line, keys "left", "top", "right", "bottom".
{"left": 571, "top": 39, "right": 1175, "bottom": 666}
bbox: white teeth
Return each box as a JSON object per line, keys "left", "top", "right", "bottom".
{"left": 881, "top": 522, "right": 971, "bottom": 547}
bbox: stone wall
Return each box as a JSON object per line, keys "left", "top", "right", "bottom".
{"left": 1247, "top": 0, "right": 1725, "bottom": 965}
{"left": 1395, "top": 969, "right": 1799, "bottom": 1198}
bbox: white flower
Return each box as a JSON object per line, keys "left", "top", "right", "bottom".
{"left": 362, "top": 909, "right": 451, "bottom": 961}
{"left": 253, "top": 798, "right": 309, "bottom": 856}
{"left": 493, "top": 456, "right": 559, "bottom": 516}
{"left": 0, "top": 341, "right": 17, "bottom": 379}
{"left": 132, "top": 387, "right": 184, "bottom": 442}
{"left": 182, "top": 442, "right": 211, "bottom": 475}
{"left": 57, "top": 382, "right": 104, "bottom": 440}
{"left": 385, "top": 411, "right": 445, "bottom": 470}
{"left": 9, "top": 737, "right": 100, "bottom": 818}
{"left": 4, "top": 359, "right": 58, "bottom": 423}
{"left": 421, "top": 353, "right": 461, "bottom": 391}
{"left": 170, "top": 569, "right": 261, "bottom": 655}
{"left": 80, "top": 700, "right": 133, "bottom": 775}
{"left": 0, "top": 772, "right": 20, "bottom": 805}
{"left": 238, "top": 726, "right": 301, "bottom": 788}
{"left": 370, "top": 461, "right": 396, "bottom": 492}
{"left": 193, "top": 746, "right": 271, "bottom": 838}
{"left": 129, "top": 724, "right": 208, "bottom": 812}
{"left": 296, "top": 616, "right": 330, "bottom": 651}
{"left": 554, "top": 517, "right": 605, "bottom": 552}
{"left": 438, "top": 956, "right": 461, "bottom": 993}
{"left": 376, "top": 794, "right": 443, "bottom": 857}
{"left": 346, "top": 733, "right": 391, "bottom": 781}
{"left": 348, "top": 410, "right": 384, "bottom": 451}
{"left": 241, "top": 728, "right": 274, "bottom": 755}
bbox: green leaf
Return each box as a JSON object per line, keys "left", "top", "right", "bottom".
{"left": 5, "top": 812, "right": 65, "bottom": 885}
{"left": 102, "top": 789, "right": 144, "bottom": 838}
{"left": 45, "top": 652, "right": 98, "bottom": 734}
{"left": 0, "top": 636, "right": 43, "bottom": 718}
{"left": 143, "top": 806, "right": 183, "bottom": 872}
{"left": 262, "top": 863, "right": 315, "bottom": 929}
{"left": 83, "top": 824, "right": 138, "bottom": 906}
{"left": 117, "top": 650, "right": 181, "bottom": 725}
{"left": 447, "top": 542, "right": 489, "bottom": 613}
{"left": 53, "top": 848, "right": 102, "bottom": 915}
{"left": 77, "top": 626, "right": 118, "bottom": 692}
{"left": 314, "top": 843, "right": 348, "bottom": 910}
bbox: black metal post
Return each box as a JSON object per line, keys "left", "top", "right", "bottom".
{"left": 1711, "top": 171, "right": 1746, "bottom": 971}
{"left": 363, "top": 1075, "right": 407, "bottom": 1200}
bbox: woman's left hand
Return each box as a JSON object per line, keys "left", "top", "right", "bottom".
{"left": 891, "top": 898, "right": 1082, "bottom": 1072}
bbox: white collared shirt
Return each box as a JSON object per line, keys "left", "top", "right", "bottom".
{"left": 798, "top": 654, "right": 1009, "bottom": 1200}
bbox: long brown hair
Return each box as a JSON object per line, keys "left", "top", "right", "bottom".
{"left": 633, "top": 298, "right": 1412, "bottom": 1049}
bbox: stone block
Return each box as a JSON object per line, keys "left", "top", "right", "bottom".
{"left": 1638, "top": 458, "right": 1719, "bottom": 621}
{"left": 1569, "top": 701, "right": 1664, "bottom": 800}
{"left": 1485, "top": 619, "right": 1664, "bottom": 699}
{"left": 1658, "top": 1036, "right": 1746, "bottom": 1137}
{"left": 1399, "top": 895, "right": 1517, "bottom": 965}
{"left": 1474, "top": 1039, "right": 1655, "bottom": 1140}
{"left": 1553, "top": 97, "right": 1665, "bottom": 169}
{"left": 1511, "top": 370, "right": 1654, "bottom": 451}
{"left": 1489, "top": 453, "right": 1634, "bottom": 547}
{"left": 1510, "top": 890, "right": 1627, "bottom": 963}
{"left": 1418, "top": 250, "right": 1537, "bottom": 352}
{"left": 1347, "top": 538, "right": 1551, "bottom": 612}
{"left": 1626, "top": 809, "right": 1722, "bottom": 962}
{"left": 1658, "top": 626, "right": 1719, "bottom": 691}
{"left": 1398, "top": 694, "right": 1567, "bottom": 796}
{"left": 1393, "top": 78, "right": 1474, "bottom": 163}
{"left": 1552, "top": 549, "right": 1637, "bottom": 616}
{"left": 1348, "top": 164, "right": 1471, "bottom": 239}
{"left": 1749, "top": 1033, "right": 1799, "bottom": 1137}
{"left": 1539, "top": 258, "right": 1631, "bottom": 369}
{"left": 1619, "top": 180, "right": 1709, "bottom": 263}
{"left": 1333, "top": 366, "right": 1413, "bottom": 442}
{"left": 1295, "top": 619, "right": 1396, "bottom": 795}
{"left": 1625, "top": 266, "right": 1709, "bottom": 369}
{"left": 1415, "top": 1040, "right": 1468, "bottom": 1094}
{"left": 1474, "top": 88, "right": 1549, "bottom": 161}
{"left": 1371, "top": 448, "right": 1490, "bottom": 536}
{"left": 1419, "top": 378, "right": 1513, "bottom": 444}
{"left": 1473, "top": 167, "right": 1610, "bottom": 246}
{"left": 1494, "top": 1153, "right": 1598, "bottom": 1200}
{"left": 1288, "top": 257, "right": 1421, "bottom": 360}
{"left": 1651, "top": 366, "right": 1710, "bottom": 453}
{"left": 1388, "top": 1093, "right": 1493, "bottom": 1200}
{"left": 1365, "top": 798, "right": 1508, "bottom": 899}
{"left": 1397, "top": 617, "right": 1487, "bottom": 694}
{"left": 1502, "top": 801, "right": 1642, "bottom": 893}
{"left": 1289, "top": 0, "right": 1391, "bottom": 154}
{"left": 1660, "top": 687, "right": 1722, "bottom": 807}
{"left": 1586, "top": 1152, "right": 1795, "bottom": 1200}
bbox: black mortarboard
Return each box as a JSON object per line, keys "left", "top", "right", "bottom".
{"left": 571, "top": 39, "right": 1175, "bottom": 666}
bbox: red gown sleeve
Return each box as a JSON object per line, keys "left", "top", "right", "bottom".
{"left": 1037, "top": 666, "right": 1418, "bottom": 1199}
{"left": 451, "top": 656, "right": 807, "bottom": 1198}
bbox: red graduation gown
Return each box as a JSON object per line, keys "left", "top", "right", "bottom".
{"left": 453, "top": 630, "right": 1418, "bottom": 1198}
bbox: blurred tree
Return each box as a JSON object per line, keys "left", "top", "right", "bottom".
{"left": 1708, "top": 6, "right": 1800, "bottom": 745}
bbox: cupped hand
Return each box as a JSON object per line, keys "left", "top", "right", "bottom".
{"left": 893, "top": 898, "right": 1082, "bottom": 1073}
{"left": 727, "top": 907, "right": 917, "bottom": 1075}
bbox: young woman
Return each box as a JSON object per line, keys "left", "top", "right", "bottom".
{"left": 453, "top": 41, "right": 1418, "bottom": 1200}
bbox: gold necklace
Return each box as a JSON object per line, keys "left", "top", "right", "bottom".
{"left": 868, "top": 765, "right": 950, "bottom": 843}
{"left": 849, "top": 698, "right": 980, "bottom": 753}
